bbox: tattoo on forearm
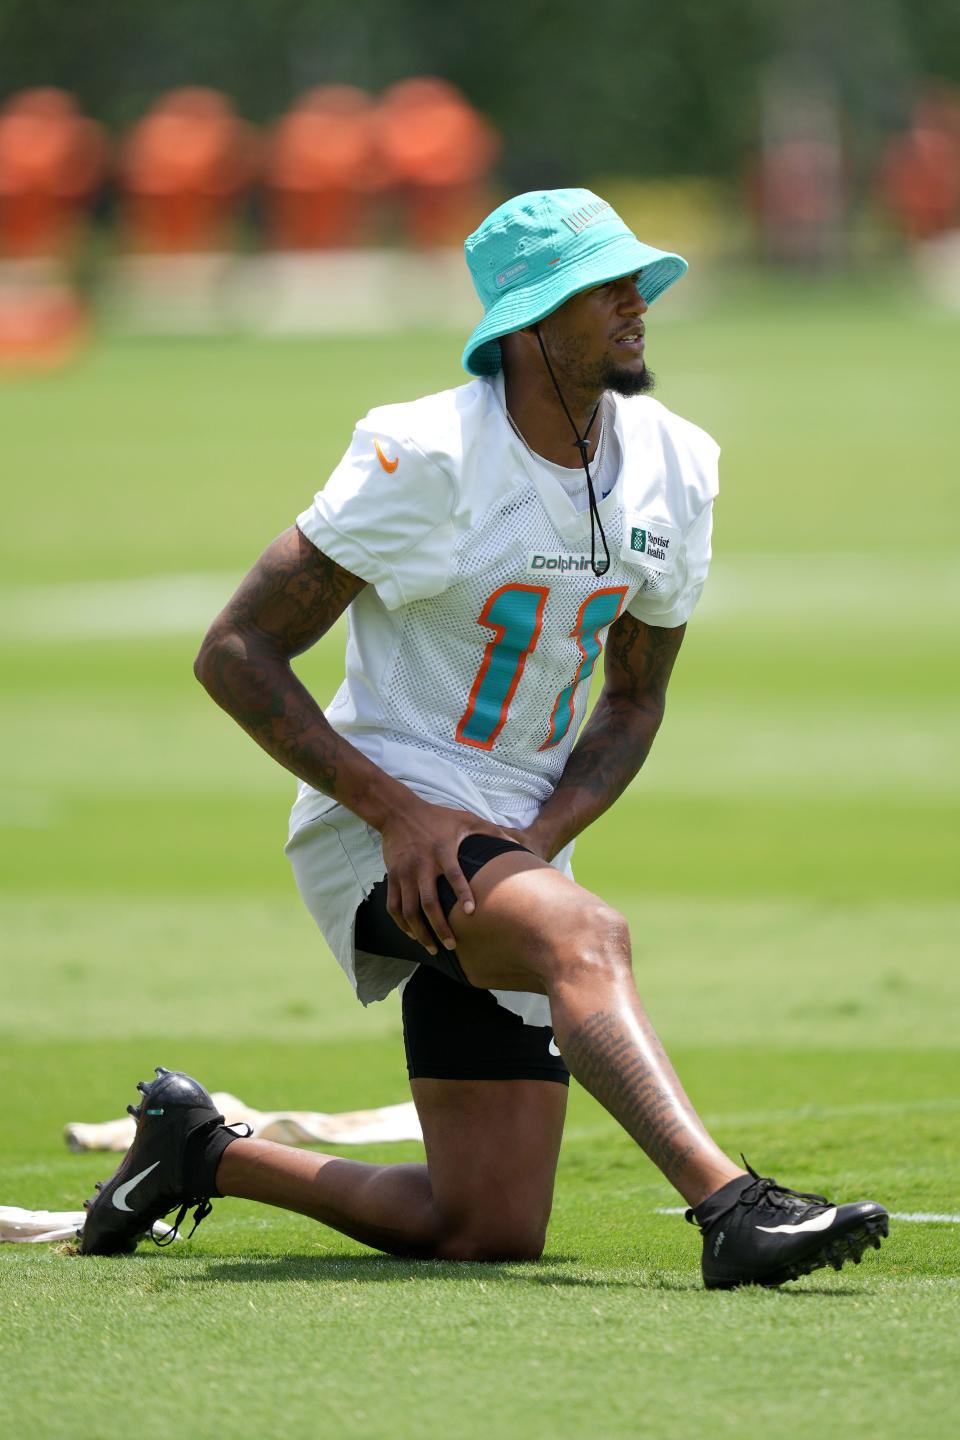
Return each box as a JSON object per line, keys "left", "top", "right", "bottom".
{"left": 563, "top": 1009, "right": 699, "bottom": 1182}
{"left": 553, "top": 694, "right": 655, "bottom": 802}
{"left": 202, "top": 638, "right": 344, "bottom": 792}
{"left": 539, "top": 616, "right": 686, "bottom": 846}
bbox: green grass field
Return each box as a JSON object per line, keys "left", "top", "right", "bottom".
{"left": 1, "top": 274, "right": 958, "bottom": 1438}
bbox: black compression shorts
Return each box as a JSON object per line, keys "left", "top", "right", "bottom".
{"left": 353, "top": 833, "right": 570, "bottom": 1086}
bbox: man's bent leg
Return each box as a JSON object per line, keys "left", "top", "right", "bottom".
{"left": 214, "top": 1076, "right": 565, "bottom": 1261}
{"left": 215, "top": 1141, "right": 437, "bottom": 1256}
{"left": 414, "top": 1077, "right": 566, "bottom": 1260}
{"left": 444, "top": 850, "right": 744, "bottom": 1208}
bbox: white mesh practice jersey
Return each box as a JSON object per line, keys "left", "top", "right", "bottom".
{"left": 291, "top": 374, "right": 719, "bottom": 836}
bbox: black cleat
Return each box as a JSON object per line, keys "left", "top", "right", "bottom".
{"left": 687, "top": 1161, "right": 889, "bottom": 1290}
{"left": 79, "top": 1067, "right": 227, "bottom": 1256}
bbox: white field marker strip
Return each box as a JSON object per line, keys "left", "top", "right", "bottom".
{"left": 0, "top": 573, "right": 238, "bottom": 640}
{"left": 698, "top": 554, "right": 960, "bottom": 623}
{"left": 564, "top": 1099, "right": 960, "bottom": 1148}
{"left": 3, "top": 557, "right": 959, "bottom": 642}
{"left": 887, "top": 1212, "right": 960, "bottom": 1223}
{"left": 0, "top": 574, "right": 351, "bottom": 643}
{"left": 654, "top": 1207, "right": 960, "bottom": 1223}
{"left": 702, "top": 1097, "right": 960, "bottom": 1128}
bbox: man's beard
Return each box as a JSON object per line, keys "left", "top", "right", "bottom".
{"left": 539, "top": 328, "right": 657, "bottom": 400}
{"left": 599, "top": 360, "right": 656, "bottom": 396}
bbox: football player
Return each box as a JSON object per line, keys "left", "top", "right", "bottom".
{"left": 81, "top": 189, "right": 888, "bottom": 1287}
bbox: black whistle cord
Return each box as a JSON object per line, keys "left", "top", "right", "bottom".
{"left": 534, "top": 326, "right": 611, "bottom": 577}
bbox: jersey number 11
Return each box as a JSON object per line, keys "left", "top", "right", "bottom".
{"left": 455, "top": 583, "right": 627, "bottom": 753}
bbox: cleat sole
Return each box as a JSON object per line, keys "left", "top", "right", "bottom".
{"left": 760, "top": 1214, "right": 890, "bottom": 1288}
{"left": 79, "top": 1066, "right": 222, "bottom": 1257}
{"left": 705, "top": 1213, "right": 890, "bottom": 1290}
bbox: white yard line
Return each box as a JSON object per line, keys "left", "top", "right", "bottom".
{"left": 2, "top": 556, "right": 958, "bottom": 642}
{"left": 699, "top": 1096, "right": 960, "bottom": 1128}
{"left": 655, "top": 1208, "right": 960, "bottom": 1222}
{"left": 563, "top": 1098, "right": 960, "bottom": 1150}
{"left": 697, "top": 554, "right": 960, "bottom": 623}
{"left": 0, "top": 573, "right": 239, "bottom": 640}
{"left": 888, "top": 1212, "right": 960, "bottom": 1223}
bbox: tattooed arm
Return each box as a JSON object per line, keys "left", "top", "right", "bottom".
{"left": 521, "top": 613, "right": 686, "bottom": 860}
{"left": 194, "top": 525, "right": 508, "bottom": 952}
{"left": 194, "top": 525, "right": 378, "bottom": 802}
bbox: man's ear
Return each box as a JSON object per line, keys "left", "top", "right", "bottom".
{"left": 506, "top": 324, "right": 541, "bottom": 346}
{"left": 501, "top": 324, "right": 544, "bottom": 371}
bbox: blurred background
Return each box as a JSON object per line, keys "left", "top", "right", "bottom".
{"left": 2, "top": 7, "right": 958, "bottom": 1431}
{"left": 1, "top": 0, "right": 960, "bottom": 355}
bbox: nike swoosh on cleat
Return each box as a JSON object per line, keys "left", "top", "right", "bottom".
{"left": 112, "top": 1162, "right": 160, "bottom": 1212}
{"left": 755, "top": 1206, "right": 838, "bottom": 1235}
{"left": 374, "top": 439, "right": 399, "bottom": 473}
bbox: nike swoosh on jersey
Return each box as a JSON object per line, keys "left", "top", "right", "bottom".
{"left": 755, "top": 1206, "right": 837, "bottom": 1235}
{"left": 374, "top": 439, "right": 399, "bottom": 473}
{"left": 548, "top": 1037, "right": 561, "bottom": 1057}
{"left": 112, "top": 1161, "right": 160, "bottom": 1212}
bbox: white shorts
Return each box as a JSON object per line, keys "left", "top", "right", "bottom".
{"left": 285, "top": 797, "right": 576, "bottom": 1029}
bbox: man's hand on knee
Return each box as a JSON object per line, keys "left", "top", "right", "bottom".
{"left": 379, "top": 799, "right": 513, "bottom": 954}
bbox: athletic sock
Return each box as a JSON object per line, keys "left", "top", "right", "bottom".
{"left": 690, "top": 1172, "right": 754, "bottom": 1228}
{"left": 186, "top": 1120, "right": 247, "bottom": 1198}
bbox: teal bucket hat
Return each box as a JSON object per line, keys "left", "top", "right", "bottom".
{"left": 462, "top": 187, "right": 687, "bottom": 377}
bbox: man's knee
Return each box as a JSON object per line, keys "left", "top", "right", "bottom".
{"left": 432, "top": 1188, "right": 550, "bottom": 1262}
{"left": 436, "top": 1221, "right": 546, "bottom": 1263}
{"left": 542, "top": 899, "right": 632, "bottom": 986}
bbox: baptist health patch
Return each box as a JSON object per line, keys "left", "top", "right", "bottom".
{"left": 621, "top": 517, "right": 681, "bottom": 575}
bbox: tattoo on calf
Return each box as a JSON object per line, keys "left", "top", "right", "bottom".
{"left": 563, "top": 1009, "right": 697, "bottom": 1181}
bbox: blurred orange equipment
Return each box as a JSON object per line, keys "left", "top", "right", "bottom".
{"left": 121, "top": 88, "right": 258, "bottom": 253}
{"left": 880, "top": 85, "right": 960, "bottom": 242}
{"left": 0, "top": 88, "right": 106, "bottom": 259}
{"left": 266, "top": 86, "right": 383, "bottom": 250}
{"left": 375, "top": 78, "right": 500, "bottom": 247}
